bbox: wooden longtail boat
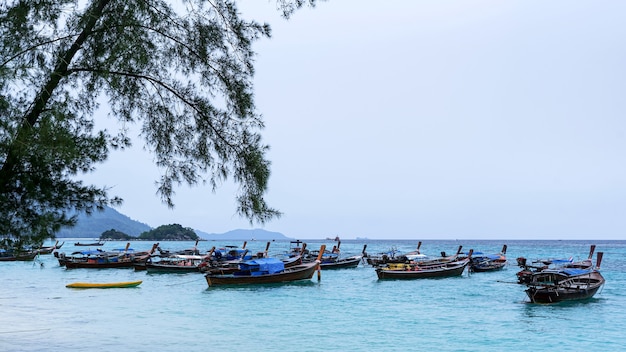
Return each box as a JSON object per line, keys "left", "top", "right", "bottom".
{"left": 195, "top": 242, "right": 260, "bottom": 274}
{"left": 62, "top": 243, "right": 158, "bottom": 269}
{"left": 145, "top": 255, "right": 205, "bottom": 273}
{"left": 307, "top": 243, "right": 365, "bottom": 269}
{"left": 320, "top": 255, "right": 362, "bottom": 269}
{"left": 516, "top": 245, "right": 596, "bottom": 284}
{"left": 376, "top": 258, "right": 470, "bottom": 280}
{"left": 0, "top": 250, "right": 38, "bottom": 261}
{"left": 468, "top": 244, "right": 507, "bottom": 272}
{"left": 205, "top": 245, "right": 326, "bottom": 287}
{"left": 524, "top": 252, "right": 605, "bottom": 303}
{"left": 366, "top": 244, "right": 463, "bottom": 267}
{"left": 375, "top": 250, "right": 472, "bottom": 280}
{"left": 75, "top": 241, "right": 105, "bottom": 246}
{"left": 66, "top": 280, "right": 143, "bottom": 288}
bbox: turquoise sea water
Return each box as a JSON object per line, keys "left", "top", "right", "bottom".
{"left": 1, "top": 239, "right": 625, "bottom": 352}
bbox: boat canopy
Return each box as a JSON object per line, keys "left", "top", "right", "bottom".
{"left": 540, "top": 258, "right": 573, "bottom": 265}
{"left": 560, "top": 268, "right": 591, "bottom": 276}
{"left": 238, "top": 258, "right": 285, "bottom": 275}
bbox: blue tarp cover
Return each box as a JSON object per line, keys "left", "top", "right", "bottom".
{"left": 561, "top": 268, "right": 590, "bottom": 276}
{"left": 238, "top": 258, "right": 285, "bottom": 274}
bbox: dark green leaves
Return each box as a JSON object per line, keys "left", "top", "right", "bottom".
{"left": 0, "top": 0, "right": 314, "bottom": 247}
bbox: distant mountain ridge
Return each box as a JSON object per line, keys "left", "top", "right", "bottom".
{"left": 56, "top": 206, "right": 152, "bottom": 238}
{"left": 203, "top": 229, "right": 293, "bottom": 241}
{"left": 55, "top": 206, "right": 291, "bottom": 240}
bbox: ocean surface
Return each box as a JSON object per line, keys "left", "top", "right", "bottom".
{"left": 1, "top": 239, "right": 625, "bottom": 352}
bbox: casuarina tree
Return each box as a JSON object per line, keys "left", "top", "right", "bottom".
{"left": 0, "top": 0, "right": 316, "bottom": 248}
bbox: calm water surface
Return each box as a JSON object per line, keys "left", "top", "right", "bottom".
{"left": 1, "top": 239, "right": 625, "bottom": 351}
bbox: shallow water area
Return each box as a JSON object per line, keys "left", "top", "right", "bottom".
{"left": 1, "top": 239, "right": 625, "bottom": 351}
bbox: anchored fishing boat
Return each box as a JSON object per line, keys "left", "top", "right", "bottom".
{"left": 524, "top": 252, "right": 605, "bottom": 303}
{"left": 145, "top": 255, "right": 206, "bottom": 273}
{"left": 205, "top": 245, "right": 326, "bottom": 287}
{"left": 74, "top": 241, "right": 105, "bottom": 246}
{"left": 516, "top": 245, "right": 596, "bottom": 284}
{"left": 375, "top": 250, "right": 472, "bottom": 280}
{"left": 468, "top": 245, "right": 507, "bottom": 272}
{"left": 60, "top": 243, "right": 157, "bottom": 269}
{"left": 305, "top": 242, "right": 364, "bottom": 269}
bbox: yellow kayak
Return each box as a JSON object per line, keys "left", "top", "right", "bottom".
{"left": 66, "top": 280, "right": 142, "bottom": 289}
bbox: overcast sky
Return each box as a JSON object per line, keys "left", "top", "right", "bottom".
{"left": 85, "top": 0, "right": 626, "bottom": 240}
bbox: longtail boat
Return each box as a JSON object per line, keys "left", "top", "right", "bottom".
{"left": 313, "top": 243, "right": 366, "bottom": 269}
{"left": 205, "top": 245, "right": 326, "bottom": 287}
{"left": 74, "top": 241, "right": 105, "bottom": 246}
{"left": 61, "top": 243, "right": 158, "bottom": 269}
{"left": 375, "top": 250, "right": 472, "bottom": 280}
{"left": 145, "top": 255, "right": 205, "bottom": 273}
{"left": 468, "top": 244, "right": 507, "bottom": 272}
{"left": 516, "top": 245, "right": 596, "bottom": 284}
{"left": 0, "top": 250, "right": 38, "bottom": 261}
{"left": 524, "top": 252, "right": 605, "bottom": 303}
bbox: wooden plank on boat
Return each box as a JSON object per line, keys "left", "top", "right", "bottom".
{"left": 65, "top": 280, "right": 143, "bottom": 289}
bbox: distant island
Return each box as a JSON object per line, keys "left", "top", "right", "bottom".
{"left": 100, "top": 224, "right": 200, "bottom": 241}
{"left": 55, "top": 206, "right": 293, "bottom": 241}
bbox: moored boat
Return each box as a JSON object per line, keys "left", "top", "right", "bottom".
{"left": 145, "top": 255, "right": 205, "bottom": 273}
{"left": 75, "top": 241, "right": 105, "bottom": 246}
{"left": 364, "top": 246, "right": 404, "bottom": 266}
{"left": 205, "top": 259, "right": 320, "bottom": 287}
{"left": 320, "top": 255, "right": 362, "bottom": 269}
{"left": 61, "top": 243, "right": 157, "bottom": 269}
{"left": 516, "top": 245, "right": 596, "bottom": 284}
{"left": 524, "top": 252, "right": 605, "bottom": 303}
{"left": 0, "top": 249, "right": 39, "bottom": 261}
{"left": 199, "top": 242, "right": 274, "bottom": 274}
{"left": 375, "top": 250, "right": 472, "bottom": 280}
{"left": 306, "top": 242, "right": 364, "bottom": 269}
{"left": 468, "top": 244, "right": 507, "bottom": 272}
{"left": 205, "top": 245, "right": 326, "bottom": 287}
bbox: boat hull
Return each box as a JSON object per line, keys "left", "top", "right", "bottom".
{"left": 145, "top": 263, "right": 200, "bottom": 273}
{"left": 205, "top": 262, "right": 319, "bottom": 286}
{"left": 64, "top": 260, "right": 134, "bottom": 269}
{"left": 376, "top": 260, "right": 469, "bottom": 280}
{"left": 526, "top": 285, "right": 603, "bottom": 303}
{"left": 74, "top": 242, "right": 105, "bottom": 246}
{"left": 0, "top": 252, "right": 38, "bottom": 261}
{"left": 319, "top": 256, "right": 361, "bottom": 269}
{"left": 66, "top": 280, "right": 142, "bottom": 288}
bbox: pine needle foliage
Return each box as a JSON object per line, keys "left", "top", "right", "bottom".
{"left": 0, "top": 0, "right": 316, "bottom": 248}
